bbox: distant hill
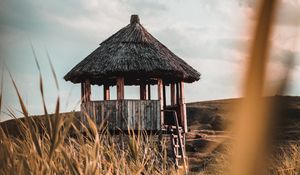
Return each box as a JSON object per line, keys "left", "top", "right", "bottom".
{"left": 1, "top": 96, "right": 300, "bottom": 139}
{"left": 186, "top": 96, "right": 300, "bottom": 140}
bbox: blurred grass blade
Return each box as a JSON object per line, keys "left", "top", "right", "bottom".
{"left": 49, "top": 97, "right": 61, "bottom": 159}
{"left": 8, "top": 71, "right": 43, "bottom": 157}
{"left": 8, "top": 72, "right": 28, "bottom": 117}
{"left": 46, "top": 50, "right": 59, "bottom": 91}
{"left": 31, "top": 43, "right": 48, "bottom": 116}
{"left": 31, "top": 44, "right": 52, "bottom": 136}
{"left": 229, "top": 0, "right": 279, "bottom": 175}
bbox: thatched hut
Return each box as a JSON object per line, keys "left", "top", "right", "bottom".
{"left": 65, "top": 14, "right": 200, "bottom": 167}
{"left": 65, "top": 14, "right": 200, "bottom": 131}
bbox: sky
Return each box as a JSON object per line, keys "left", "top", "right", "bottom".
{"left": 0, "top": 0, "right": 299, "bottom": 121}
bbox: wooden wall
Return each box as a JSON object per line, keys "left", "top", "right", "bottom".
{"left": 81, "top": 100, "right": 161, "bottom": 131}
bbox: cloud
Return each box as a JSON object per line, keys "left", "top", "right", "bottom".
{"left": 1, "top": 0, "right": 300, "bottom": 120}
{"left": 276, "top": 0, "right": 300, "bottom": 26}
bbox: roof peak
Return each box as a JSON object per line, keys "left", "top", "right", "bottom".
{"left": 130, "top": 14, "right": 140, "bottom": 24}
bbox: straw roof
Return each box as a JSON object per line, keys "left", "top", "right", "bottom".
{"left": 64, "top": 15, "right": 200, "bottom": 85}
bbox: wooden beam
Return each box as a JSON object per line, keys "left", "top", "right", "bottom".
{"left": 116, "top": 77, "right": 124, "bottom": 100}
{"left": 163, "top": 84, "right": 166, "bottom": 107}
{"left": 147, "top": 84, "right": 151, "bottom": 100}
{"left": 81, "top": 83, "right": 84, "bottom": 103}
{"left": 140, "top": 83, "right": 147, "bottom": 100}
{"left": 170, "top": 83, "right": 176, "bottom": 106}
{"left": 157, "top": 79, "right": 164, "bottom": 127}
{"left": 83, "top": 80, "right": 91, "bottom": 102}
{"left": 103, "top": 85, "right": 110, "bottom": 100}
{"left": 176, "top": 83, "right": 180, "bottom": 105}
{"left": 179, "top": 81, "right": 187, "bottom": 133}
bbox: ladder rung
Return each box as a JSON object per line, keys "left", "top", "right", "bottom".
{"left": 172, "top": 134, "right": 184, "bottom": 139}
{"left": 175, "top": 155, "right": 187, "bottom": 159}
{"left": 165, "top": 125, "right": 183, "bottom": 129}
{"left": 169, "top": 127, "right": 183, "bottom": 131}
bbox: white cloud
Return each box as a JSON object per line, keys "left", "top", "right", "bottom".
{"left": 0, "top": 0, "right": 300, "bottom": 120}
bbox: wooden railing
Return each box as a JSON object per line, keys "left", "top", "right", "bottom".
{"left": 81, "top": 100, "right": 161, "bottom": 131}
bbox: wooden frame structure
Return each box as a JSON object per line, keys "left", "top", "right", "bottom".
{"left": 80, "top": 77, "right": 187, "bottom": 132}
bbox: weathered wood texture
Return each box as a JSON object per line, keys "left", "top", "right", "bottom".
{"left": 81, "top": 81, "right": 91, "bottom": 103}
{"left": 81, "top": 100, "right": 161, "bottom": 131}
{"left": 117, "top": 77, "right": 124, "bottom": 100}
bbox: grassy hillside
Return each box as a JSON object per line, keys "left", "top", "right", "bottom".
{"left": 1, "top": 96, "right": 300, "bottom": 174}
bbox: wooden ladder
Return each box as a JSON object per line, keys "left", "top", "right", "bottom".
{"left": 163, "top": 110, "right": 188, "bottom": 173}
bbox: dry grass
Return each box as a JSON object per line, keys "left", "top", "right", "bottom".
{"left": 0, "top": 112, "right": 176, "bottom": 175}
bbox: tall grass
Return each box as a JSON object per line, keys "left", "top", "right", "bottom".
{"left": 0, "top": 112, "right": 175, "bottom": 174}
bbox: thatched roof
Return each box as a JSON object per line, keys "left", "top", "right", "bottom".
{"left": 64, "top": 15, "right": 200, "bottom": 85}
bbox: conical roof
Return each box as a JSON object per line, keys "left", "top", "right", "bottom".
{"left": 64, "top": 15, "right": 200, "bottom": 85}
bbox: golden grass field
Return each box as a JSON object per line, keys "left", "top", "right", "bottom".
{"left": 1, "top": 96, "right": 299, "bottom": 174}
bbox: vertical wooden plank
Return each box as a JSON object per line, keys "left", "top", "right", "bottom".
{"left": 115, "top": 100, "right": 119, "bottom": 131}
{"left": 122, "top": 100, "right": 128, "bottom": 130}
{"left": 132, "top": 100, "right": 135, "bottom": 130}
{"left": 136, "top": 101, "right": 141, "bottom": 130}
{"left": 103, "top": 85, "right": 110, "bottom": 100}
{"left": 101, "top": 101, "right": 104, "bottom": 126}
{"left": 157, "top": 100, "right": 160, "bottom": 130}
{"left": 157, "top": 79, "right": 164, "bottom": 128}
{"left": 147, "top": 101, "right": 151, "bottom": 130}
{"left": 140, "top": 100, "right": 144, "bottom": 130}
{"left": 152, "top": 101, "right": 156, "bottom": 131}
{"left": 108, "top": 101, "right": 112, "bottom": 130}
{"left": 127, "top": 100, "right": 132, "bottom": 130}
{"left": 171, "top": 83, "right": 176, "bottom": 106}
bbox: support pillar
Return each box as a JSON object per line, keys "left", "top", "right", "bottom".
{"left": 163, "top": 83, "right": 166, "bottom": 108}
{"left": 116, "top": 77, "right": 124, "bottom": 100}
{"left": 179, "top": 81, "right": 187, "bottom": 133}
{"left": 103, "top": 85, "right": 110, "bottom": 100}
{"left": 147, "top": 84, "right": 151, "bottom": 100}
{"left": 170, "top": 83, "right": 176, "bottom": 106}
{"left": 81, "top": 80, "right": 91, "bottom": 103}
{"left": 157, "top": 79, "right": 164, "bottom": 128}
{"left": 140, "top": 83, "right": 147, "bottom": 100}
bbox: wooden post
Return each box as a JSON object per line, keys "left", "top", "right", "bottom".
{"left": 176, "top": 83, "right": 180, "bottom": 105}
{"left": 82, "top": 80, "right": 91, "bottom": 103}
{"left": 116, "top": 77, "right": 124, "bottom": 100}
{"left": 163, "top": 84, "right": 166, "bottom": 108}
{"left": 140, "top": 83, "right": 147, "bottom": 100}
{"left": 104, "top": 85, "right": 110, "bottom": 100}
{"left": 170, "top": 83, "right": 176, "bottom": 106}
{"left": 157, "top": 79, "right": 164, "bottom": 128}
{"left": 81, "top": 83, "right": 85, "bottom": 103}
{"left": 147, "top": 84, "right": 151, "bottom": 100}
{"left": 179, "top": 81, "right": 187, "bottom": 133}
